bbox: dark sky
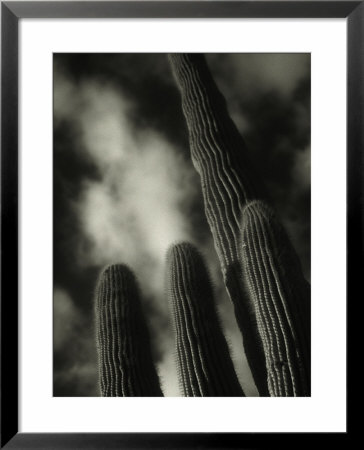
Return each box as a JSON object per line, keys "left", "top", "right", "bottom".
{"left": 53, "top": 53, "right": 310, "bottom": 397}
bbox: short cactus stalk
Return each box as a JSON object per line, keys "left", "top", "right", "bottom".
{"left": 167, "top": 243, "right": 245, "bottom": 397}
{"left": 241, "top": 201, "right": 311, "bottom": 396}
{"left": 95, "top": 264, "right": 163, "bottom": 396}
{"left": 168, "top": 54, "right": 269, "bottom": 396}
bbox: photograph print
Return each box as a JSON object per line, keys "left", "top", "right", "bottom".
{"left": 54, "top": 53, "right": 311, "bottom": 397}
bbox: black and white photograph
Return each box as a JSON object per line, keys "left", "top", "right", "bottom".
{"left": 53, "top": 53, "right": 311, "bottom": 398}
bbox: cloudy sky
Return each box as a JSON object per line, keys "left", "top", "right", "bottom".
{"left": 53, "top": 53, "right": 310, "bottom": 397}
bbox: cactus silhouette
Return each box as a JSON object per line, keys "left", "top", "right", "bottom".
{"left": 94, "top": 53, "right": 310, "bottom": 397}
{"left": 240, "top": 201, "right": 310, "bottom": 396}
{"left": 167, "top": 242, "right": 245, "bottom": 397}
{"left": 95, "top": 264, "right": 163, "bottom": 396}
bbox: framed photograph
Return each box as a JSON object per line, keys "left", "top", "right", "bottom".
{"left": 1, "top": 1, "right": 358, "bottom": 448}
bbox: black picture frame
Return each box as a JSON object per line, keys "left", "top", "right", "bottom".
{"left": 1, "top": 1, "right": 359, "bottom": 448}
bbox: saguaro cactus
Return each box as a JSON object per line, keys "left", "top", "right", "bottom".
{"left": 168, "top": 54, "right": 269, "bottom": 396}
{"left": 241, "top": 201, "right": 310, "bottom": 396}
{"left": 167, "top": 242, "right": 245, "bottom": 397}
{"left": 93, "top": 54, "right": 310, "bottom": 397}
{"left": 95, "top": 264, "right": 163, "bottom": 396}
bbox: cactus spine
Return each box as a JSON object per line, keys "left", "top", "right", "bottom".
{"left": 95, "top": 264, "right": 163, "bottom": 396}
{"left": 168, "top": 54, "right": 269, "bottom": 396}
{"left": 167, "top": 242, "right": 245, "bottom": 397}
{"left": 241, "top": 201, "right": 310, "bottom": 396}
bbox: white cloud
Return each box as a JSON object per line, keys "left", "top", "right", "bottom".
{"left": 70, "top": 84, "right": 198, "bottom": 301}
{"left": 54, "top": 288, "right": 81, "bottom": 352}
{"left": 293, "top": 145, "right": 311, "bottom": 190}
{"left": 209, "top": 53, "right": 310, "bottom": 98}
{"left": 207, "top": 53, "right": 310, "bottom": 136}
{"left": 54, "top": 287, "right": 99, "bottom": 395}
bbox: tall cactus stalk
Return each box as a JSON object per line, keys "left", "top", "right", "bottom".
{"left": 241, "top": 201, "right": 310, "bottom": 396}
{"left": 95, "top": 264, "right": 163, "bottom": 396}
{"left": 168, "top": 54, "right": 269, "bottom": 395}
{"left": 167, "top": 242, "right": 245, "bottom": 397}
